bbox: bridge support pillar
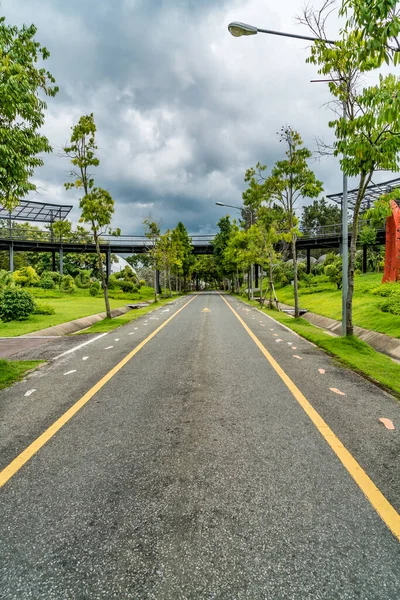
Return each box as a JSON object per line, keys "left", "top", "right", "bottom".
{"left": 9, "top": 242, "right": 14, "bottom": 273}
{"left": 306, "top": 248, "right": 311, "bottom": 274}
{"left": 156, "top": 269, "right": 161, "bottom": 295}
{"left": 52, "top": 251, "right": 56, "bottom": 272}
{"left": 362, "top": 245, "right": 368, "bottom": 274}
{"left": 59, "top": 247, "right": 63, "bottom": 276}
{"left": 254, "top": 264, "right": 259, "bottom": 288}
{"left": 106, "top": 248, "right": 111, "bottom": 282}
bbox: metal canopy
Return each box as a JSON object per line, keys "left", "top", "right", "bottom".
{"left": 327, "top": 176, "right": 400, "bottom": 208}
{"left": 0, "top": 200, "right": 72, "bottom": 223}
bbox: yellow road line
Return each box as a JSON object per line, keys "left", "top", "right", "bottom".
{"left": 220, "top": 294, "right": 400, "bottom": 542}
{"left": 0, "top": 295, "right": 198, "bottom": 489}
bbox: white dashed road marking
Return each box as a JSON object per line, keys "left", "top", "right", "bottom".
{"left": 24, "top": 389, "right": 36, "bottom": 397}
{"left": 105, "top": 346, "right": 113, "bottom": 350}
{"left": 64, "top": 370, "right": 77, "bottom": 375}
{"left": 82, "top": 356, "right": 89, "bottom": 361}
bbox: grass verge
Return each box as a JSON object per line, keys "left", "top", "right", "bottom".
{"left": 236, "top": 295, "right": 400, "bottom": 400}
{"left": 0, "top": 359, "right": 43, "bottom": 391}
{"left": 76, "top": 295, "right": 185, "bottom": 334}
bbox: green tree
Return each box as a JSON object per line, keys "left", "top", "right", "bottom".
{"left": 324, "top": 253, "right": 343, "bottom": 289}
{"left": 257, "top": 128, "right": 323, "bottom": 317}
{"left": 0, "top": 17, "right": 58, "bottom": 209}
{"left": 304, "top": 2, "right": 400, "bottom": 334}
{"left": 171, "top": 222, "right": 194, "bottom": 292}
{"left": 143, "top": 218, "right": 161, "bottom": 301}
{"left": 213, "top": 216, "right": 234, "bottom": 289}
{"left": 64, "top": 114, "right": 114, "bottom": 318}
{"left": 300, "top": 198, "right": 341, "bottom": 235}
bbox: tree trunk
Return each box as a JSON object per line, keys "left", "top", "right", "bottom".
{"left": 269, "top": 251, "right": 274, "bottom": 309}
{"left": 292, "top": 235, "right": 299, "bottom": 318}
{"left": 94, "top": 231, "right": 111, "bottom": 319}
{"left": 164, "top": 269, "right": 167, "bottom": 298}
{"left": 168, "top": 269, "right": 172, "bottom": 297}
{"left": 259, "top": 267, "right": 264, "bottom": 307}
{"left": 346, "top": 171, "right": 372, "bottom": 335}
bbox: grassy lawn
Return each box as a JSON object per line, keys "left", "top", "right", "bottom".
{"left": 275, "top": 272, "right": 400, "bottom": 338}
{"left": 78, "top": 294, "right": 186, "bottom": 334}
{"left": 0, "top": 286, "right": 156, "bottom": 337}
{"left": 0, "top": 359, "right": 43, "bottom": 391}
{"left": 237, "top": 296, "right": 400, "bottom": 400}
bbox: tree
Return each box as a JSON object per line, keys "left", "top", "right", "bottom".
{"left": 213, "top": 216, "right": 234, "bottom": 289}
{"left": 171, "top": 222, "right": 194, "bottom": 292}
{"left": 252, "top": 206, "right": 282, "bottom": 307}
{"left": 51, "top": 220, "right": 72, "bottom": 241}
{"left": 324, "top": 253, "right": 343, "bottom": 289}
{"left": 302, "top": 1, "right": 400, "bottom": 334}
{"left": 64, "top": 114, "right": 114, "bottom": 318}
{"left": 143, "top": 218, "right": 161, "bottom": 301}
{"left": 255, "top": 128, "right": 323, "bottom": 317}
{"left": 0, "top": 17, "right": 58, "bottom": 209}
{"left": 300, "top": 198, "right": 341, "bottom": 235}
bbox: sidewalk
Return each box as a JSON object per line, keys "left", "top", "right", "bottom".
{"left": 279, "top": 302, "right": 400, "bottom": 362}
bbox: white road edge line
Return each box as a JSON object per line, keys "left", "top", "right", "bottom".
{"left": 53, "top": 333, "right": 108, "bottom": 361}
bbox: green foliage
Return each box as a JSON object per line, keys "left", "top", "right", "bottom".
{"left": 0, "top": 17, "right": 58, "bottom": 209}
{"left": 60, "top": 274, "right": 76, "bottom": 294}
{"left": 89, "top": 281, "right": 101, "bottom": 296}
{"left": 139, "top": 279, "right": 146, "bottom": 287}
{"left": 13, "top": 266, "right": 40, "bottom": 287}
{"left": 0, "top": 269, "right": 13, "bottom": 291}
{"left": 33, "top": 302, "right": 55, "bottom": 315}
{"left": 0, "top": 359, "right": 42, "bottom": 391}
{"left": 371, "top": 282, "right": 400, "bottom": 297}
{"left": 358, "top": 224, "right": 377, "bottom": 246}
{"left": 0, "top": 288, "right": 35, "bottom": 321}
{"left": 64, "top": 114, "right": 99, "bottom": 195}
{"left": 74, "top": 269, "right": 91, "bottom": 289}
{"left": 300, "top": 198, "right": 341, "bottom": 235}
{"left": 365, "top": 188, "right": 400, "bottom": 227}
{"left": 52, "top": 220, "right": 72, "bottom": 240}
{"left": 40, "top": 275, "right": 55, "bottom": 289}
{"left": 324, "top": 254, "right": 343, "bottom": 290}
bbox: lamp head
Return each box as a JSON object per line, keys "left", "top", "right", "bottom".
{"left": 228, "top": 22, "right": 258, "bottom": 37}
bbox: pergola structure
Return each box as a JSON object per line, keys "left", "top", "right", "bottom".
{"left": 0, "top": 200, "right": 72, "bottom": 272}
{"left": 0, "top": 200, "right": 72, "bottom": 223}
{"left": 327, "top": 176, "right": 400, "bottom": 208}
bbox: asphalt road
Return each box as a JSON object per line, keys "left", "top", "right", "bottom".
{"left": 0, "top": 292, "right": 399, "bottom": 599}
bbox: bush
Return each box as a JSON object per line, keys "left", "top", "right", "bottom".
{"left": 89, "top": 281, "right": 101, "bottom": 297}
{"left": 139, "top": 279, "right": 146, "bottom": 287}
{"left": 44, "top": 271, "right": 61, "bottom": 285}
{"left": 380, "top": 295, "right": 400, "bottom": 316}
{"left": 0, "top": 269, "right": 14, "bottom": 291}
{"left": 0, "top": 288, "right": 36, "bottom": 321}
{"left": 33, "top": 302, "right": 55, "bottom": 315}
{"left": 60, "top": 274, "right": 76, "bottom": 294}
{"left": 117, "top": 280, "right": 136, "bottom": 293}
{"left": 40, "top": 275, "right": 56, "bottom": 289}
{"left": 371, "top": 283, "right": 400, "bottom": 297}
{"left": 74, "top": 270, "right": 91, "bottom": 289}
{"left": 13, "top": 266, "right": 40, "bottom": 287}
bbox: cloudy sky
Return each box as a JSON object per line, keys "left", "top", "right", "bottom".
{"left": 2, "top": 0, "right": 393, "bottom": 235}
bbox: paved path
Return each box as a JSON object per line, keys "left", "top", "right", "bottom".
{"left": 0, "top": 293, "right": 399, "bottom": 599}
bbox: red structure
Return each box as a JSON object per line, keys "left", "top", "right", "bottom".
{"left": 382, "top": 200, "right": 400, "bottom": 282}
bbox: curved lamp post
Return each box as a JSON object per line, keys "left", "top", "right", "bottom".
{"left": 228, "top": 21, "right": 348, "bottom": 335}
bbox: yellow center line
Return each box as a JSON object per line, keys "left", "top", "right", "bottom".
{"left": 220, "top": 294, "right": 400, "bottom": 542}
{"left": 0, "top": 294, "right": 198, "bottom": 489}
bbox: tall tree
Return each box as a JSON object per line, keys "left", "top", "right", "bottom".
{"left": 143, "top": 218, "right": 161, "bottom": 301}
{"left": 0, "top": 17, "right": 58, "bottom": 209}
{"left": 302, "top": 1, "right": 400, "bottom": 334}
{"left": 300, "top": 198, "right": 341, "bottom": 235}
{"left": 64, "top": 114, "right": 115, "bottom": 317}
{"left": 213, "top": 216, "right": 234, "bottom": 289}
{"left": 253, "top": 128, "right": 323, "bottom": 317}
{"left": 171, "top": 222, "right": 194, "bottom": 292}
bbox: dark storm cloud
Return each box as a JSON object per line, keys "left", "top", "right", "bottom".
{"left": 3, "top": 0, "right": 383, "bottom": 235}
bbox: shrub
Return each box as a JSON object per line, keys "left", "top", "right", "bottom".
{"left": 89, "top": 281, "right": 101, "bottom": 297}
{"left": 45, "top": 271, "right": 61, "bottom": 285}
{"left": 139, "top": 279, "right": 146, "bottom": 287}
{"left": 60, "top": 274, "right": 76, "bottom": 294}
{"left": 13, "top": 266, "right": 40, "bottom": 287}
{"left": 74, "top": 270, "right": 91, "bottom": 288}
{"left": 380, "top": 295, "right": 400, "bottom": 316}
{"left": 117, "top": 280, "right": 135, "bottom": 293}
{"left": 0, "top": 288, "right": 36, "bottom": 321}
{"left": 0, "top": 269, "right": 14, "bottom": 291}
{"left": 33, "top": 302, "right": 55, "bottom": 315}
{"left": 40, "top": 275, "right": 56, "bottom": 289}
{"left": 371, "top": 283, "right": 400, "bottom": 297}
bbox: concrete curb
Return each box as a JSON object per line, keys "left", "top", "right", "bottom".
{"left": 279, "top": 302, "right": 400, "bottom": 362}
{"left": 23, "top": 305, "right": 135, "bottom": 338}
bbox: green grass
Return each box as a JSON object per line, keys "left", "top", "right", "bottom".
{"left": 0, "top": 286, "right": 157, "bottom": 337}
{"left": 275, "top": 272, "right": 400, "bottom": 338}
{"left": 78, "top": 294, "right": 185, "bottom": 334}
{"left": 237, "top": 296, "right": 400, "bottom": 399}
{"left": 0, "top": 359, "right": 43, "bottom": 390}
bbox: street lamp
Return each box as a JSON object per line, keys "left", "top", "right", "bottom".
{"left": 216, "top": 201, "right": 255, "bottom": 298}
{"left": 228, "top": 22, "right": 348, "bottom": 335}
